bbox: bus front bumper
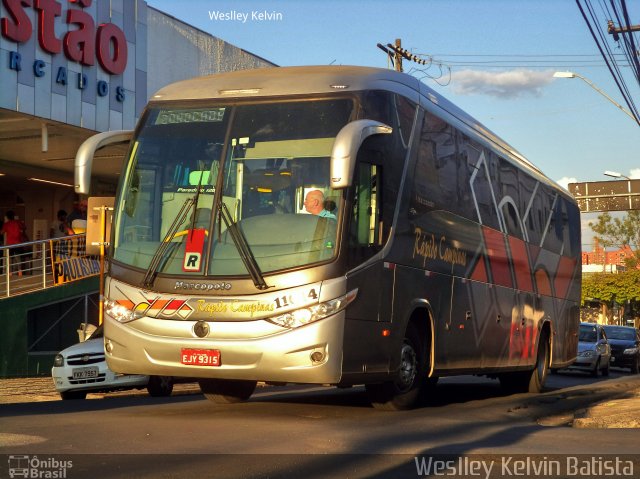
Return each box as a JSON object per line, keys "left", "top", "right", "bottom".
{"left": 103, "top": 312, "right": 345, "bottom": 385}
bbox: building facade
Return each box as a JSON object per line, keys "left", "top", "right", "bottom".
{"left": 582, "top": 238, "right": 637, "bottom": 272}
{"left": 0, "top": 0, "right": 274, "bottom": 242}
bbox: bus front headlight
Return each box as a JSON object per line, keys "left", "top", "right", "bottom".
{"left": 268, "top": 289, "right": 358, "bottom": 329}
{"left": 104, "top": 298, "right": 144, "bottom": 323}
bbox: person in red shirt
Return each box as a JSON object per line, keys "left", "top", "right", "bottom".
{"left": 1, "top": 210, "right": 26, "bottom": 275}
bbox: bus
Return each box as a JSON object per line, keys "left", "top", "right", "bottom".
{"left": 75, "top": 66, "right": 581, "bottom": 410}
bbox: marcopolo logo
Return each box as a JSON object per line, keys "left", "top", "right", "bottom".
{"left": 174, "top": 280, "right": 232, "bottom": 291}
{"left": 7, "top": 455, "right": 72, "bottom": 478}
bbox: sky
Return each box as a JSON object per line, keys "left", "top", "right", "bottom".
{"left": 148, "top": 0, "right": 640, "bottom": 249}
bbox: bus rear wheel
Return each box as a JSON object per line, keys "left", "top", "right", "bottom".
{"left": 199, "top": 378, "right": 257, "bottom": 404}
{"left": 365, "top": 323, "right": 428, "bottom": 411}
{"left": 500, "top": 329, "right": 550, "bottom": 394}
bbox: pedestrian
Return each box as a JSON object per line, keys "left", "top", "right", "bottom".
{"left": 0, "top": 210, "right": 3, "bottom": 274}
{"left": 1, "top": 210, "right": 26, "bottom": 276}
{"left": 51, "top": 209, "right": 71, "bottom": 259}
{"left": 67, "top": 199, "right": 88, "bottom": 234}
{"left": 50, "top": 209, "right": 70, "bottom": 238}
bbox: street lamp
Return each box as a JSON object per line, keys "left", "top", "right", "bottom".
{"left": 603, "top": 171, "right": 634, "bottom": 211}
{"left": 553, "top": 71, "right": 639, "bottom": 125}
{"left": 603, "top": 170, "right": 631, "bottom": 180}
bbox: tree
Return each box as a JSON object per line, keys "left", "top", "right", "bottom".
{"left": 582, "top": 270, "right": 640, "bottom": 321}
{"left": 589, "top": 210, "right": 640, "bottom": 268}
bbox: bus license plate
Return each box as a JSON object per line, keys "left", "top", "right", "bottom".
{"left": 72, "top": 367, "right": 99, "bottom": 379}
{"left": 181, "top": 349, "right": 221, "bottom": 366}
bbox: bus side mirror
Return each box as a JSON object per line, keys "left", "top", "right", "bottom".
{"left": 75, "top": 130, "right": 133, "bottom": 194}
{"left": 330, "top": 119, "right": 392, "bottom": 189}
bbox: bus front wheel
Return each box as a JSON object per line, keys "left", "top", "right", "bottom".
{"left": 365, "top": 323, "right": 428, "bottom": 411}
{"left": 199, "top": 379, "right": 257, "bottom": 404}
{"left": 147, "top": 375, "right": 174, "bottom": 397}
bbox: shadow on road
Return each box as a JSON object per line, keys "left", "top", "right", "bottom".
{"left": 0, "top": 393, "right": 203, "bottom": 418}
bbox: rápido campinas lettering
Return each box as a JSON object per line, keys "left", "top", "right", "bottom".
{"left": 196, "top": 299, "right": 275, "bottom": 317}
{"left": 413, "top": 227, "right": 467, "bottom": 268}
{"left": 230, "top": 300, "right": 275, "bottom": 316}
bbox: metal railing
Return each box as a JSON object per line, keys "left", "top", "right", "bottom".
{"left": 0, "top": 234, "right": 100, "bottom": 299}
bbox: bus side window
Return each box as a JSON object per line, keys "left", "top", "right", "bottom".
{"left": 348, "top": 163, "right": 383, "bottom": 267}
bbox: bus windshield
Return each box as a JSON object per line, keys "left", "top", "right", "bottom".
{"left": 113, "top": 99, "right": 353, "bottom": 279}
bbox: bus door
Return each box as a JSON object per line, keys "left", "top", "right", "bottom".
{"left": 343, "top": 162, "right": 394, "bottom": 375}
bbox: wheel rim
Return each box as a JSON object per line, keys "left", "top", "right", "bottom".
{"left": 536, "top": 337, "right": 549, "bottom": 383}
{"left": 397, "top": 341, "right": 418, "bottom": 392}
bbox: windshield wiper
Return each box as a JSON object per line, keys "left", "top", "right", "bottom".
{"left": 141, "top": 196, "right": 195, "bottom": 288}
{"left": 218, "top": 201, "right": 270, "bottom": 290}
{"left": 141, "top": 171, "right": 210, "bottom": 288}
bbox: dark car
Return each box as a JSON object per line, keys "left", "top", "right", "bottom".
{"left": 603, "top": 325, "right": 640, "bottom": 374}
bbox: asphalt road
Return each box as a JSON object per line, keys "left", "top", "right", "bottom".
{"left": 1, "top": 370, "right": 639, "bottom": 479}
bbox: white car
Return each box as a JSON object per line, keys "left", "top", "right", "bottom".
{"left": 52, "top": 325, "right": 173, "bottom": 400}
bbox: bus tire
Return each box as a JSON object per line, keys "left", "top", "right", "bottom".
{"left": 147, "top": 376, "right": 174, "bottom": 397}
{"left": 199, "top": 379, "right": 257, "bottom": 404}
{"left": 528, "top": 328, "right": 551, "bottom": 392}
{"left": 365, "top": 322, "right": 427, "bottom": 411}
{"left": 500, "top": 328, "right": 550, "bottom": 394}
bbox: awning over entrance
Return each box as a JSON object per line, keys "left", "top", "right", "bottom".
{"left": 0, "top": 108, "right": 128, "bottom": 193}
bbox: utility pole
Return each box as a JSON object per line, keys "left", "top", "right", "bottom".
{"left": 607, "top": 20, "right": 640, "bottom": 41}
{"left": 378, "top": 38, "right": 435, "bottom": 72}
{"left": 394, "top": 38, "right": 403, "bottom": 72}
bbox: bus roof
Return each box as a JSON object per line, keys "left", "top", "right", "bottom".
{"left": 151, "top": 65, "right": 563, "bottom": 196}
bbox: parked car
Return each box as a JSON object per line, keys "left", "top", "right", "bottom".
{"left": 603, "top": 325, "right": 640, "bottom": 374}
{"left": 52, "top": 325, "right": 173, "bottom": 400}
{"left": 568, "top": 323, "right": 611, "bottom": 377}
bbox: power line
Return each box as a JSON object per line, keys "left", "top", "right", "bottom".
{"left": 575, "top": 0, "right": 640, "bottom": 124}
{"left": 438, "top": 64, "right": 630, "bottom": 68}
{"left": 424, "top": 53, "right": 627, "bottom": 57}
{"left": 378, "top": 39, "right": 452, "bottom": 84}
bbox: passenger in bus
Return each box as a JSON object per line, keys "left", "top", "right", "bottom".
{"left": 303, "top": 190, "right": 336, "bottom": 219}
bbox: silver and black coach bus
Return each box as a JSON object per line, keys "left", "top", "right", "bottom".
{"left": 76, "top": 66, "right": 581, "bottom": 410}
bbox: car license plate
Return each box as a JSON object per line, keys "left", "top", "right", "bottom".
{"left": 181, "top": 349, "right": 221, "bottom": 366}
{"left": 72, "top": 366, "right": 99, "bottom": 379}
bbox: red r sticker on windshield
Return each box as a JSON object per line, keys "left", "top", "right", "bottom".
{"left": 183, "top": 228, "right": 206, "bottom": 272}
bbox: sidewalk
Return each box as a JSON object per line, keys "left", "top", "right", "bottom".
{"left": 527, "top": 375, "right": 640, "bottom": 429}
{"left": 0, "top": 376, "right": 201, "bottom": 404}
